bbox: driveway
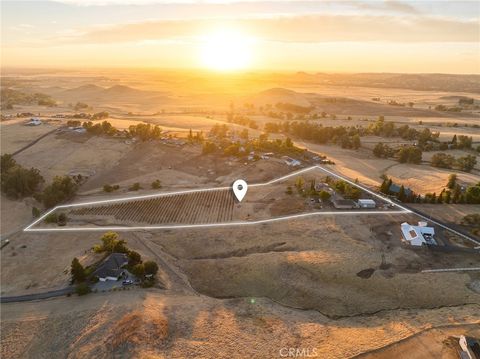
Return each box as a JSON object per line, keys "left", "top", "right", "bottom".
{"left": 92, "top": 270, "right": 137, "bottom": 292}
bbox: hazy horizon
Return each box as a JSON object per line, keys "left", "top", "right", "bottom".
{"left": 2, "top": 66, "right": 480, "bottom": 77}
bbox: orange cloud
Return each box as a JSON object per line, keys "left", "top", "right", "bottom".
{"left": 54, "top": 15, "right": 479, "bottom": 45}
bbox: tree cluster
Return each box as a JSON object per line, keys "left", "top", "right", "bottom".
{"left": 226, "top": 113, "right": 258, "bottom": 129}
{"left": 379, "top": 177, "right": 418, "bottom": 203}
{"left": 40, "top": 175, "right": 79, "bottom": 208}
{"left": 431, "top": 153, "right": 477, "bottom": 172}
{"left": 264, "top": 121, "right": 361, "bottom": 150}
{"left": 92, "top": 232, "right": 160, "bottom": 284}
{"left": 1, "top": 88, "right": 56, "bottom": 109}
{"left": 128, "top": 123, "right": 162, "bottom": 141}
{"left": 1, "top": 154, "right": 44, "bottom": 199}
{"left": 83, "top": 120, "right": 117, "bottom": 136}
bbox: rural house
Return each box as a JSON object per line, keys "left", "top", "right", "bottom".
{"left": 93, "top": 253, "right": 128, "bottom": 281}
{"left": 400, "top": 221, "right": 436, "bottom": 246}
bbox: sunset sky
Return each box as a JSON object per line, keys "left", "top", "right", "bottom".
{"left": 1, "top": 0, "right": 479, "bottom": 73}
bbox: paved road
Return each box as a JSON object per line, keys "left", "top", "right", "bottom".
{"left": 1, "top": 287, "right": 74, "bottom": 303}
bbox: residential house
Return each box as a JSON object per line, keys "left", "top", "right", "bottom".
{"left": 400, "top": 221, "right": 436, "bottom": 246}
{"left": 93, "top": 253, "right": 128, "bottom": 282}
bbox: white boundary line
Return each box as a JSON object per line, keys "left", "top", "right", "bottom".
{"left": 422, "top": 267, "right": 480, "bottom": 273}
{"left": 24, "top": 211, "right": 409, "bottom": 232}
{"left": 24, "top": 165, "right": 410, "bottom": 232}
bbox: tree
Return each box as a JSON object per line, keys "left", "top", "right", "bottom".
{"left": 352, "top": 134, "right": 361, "bottom": 149}
{"left": 465, "top": 183, "right": 480, "bottom": 204}
{"left": 112, "top": 239, "right": 128, "bottom": 253}
{"left": 128, "top": 250, "right": 142, "bottom": 266}
{"left": 373, "top": 143, "right": 385, "bottom": 158}
{"left": 455, "top": 155, "right": 477, "bottom": 172}
{"left": 285, "top": 137, "right": 293, "bottom": 148}
{"left": 452, "top": 184, "right": 461, "bottom": 203}
{"left": 128, "top": 123, "right": 161, "bottom": 141}
{"left": 0, "top": 154, "right": 16, "bottom": 175}
{"left": 44, "top": 213, "right": 58, "bottom": 224}
{"left": 144, "top": 261, "right": 159, "bottom": 276}
{"left": 71, "top": 257, "right": 86, "bottom": 283}
{"left": 319, "top": 190, "right": 331, "bottom": 201}
{"left": 398, "top": 185, "right": 406, "bottom": 202}
{"left": 76, "top": 282, "right": 91, "bottom": 296}
{"left": 41, "top": 176, "right": 78, "bottom": 208}
{"left": 1, "top": 166, "right": 44, "bottom": 199}
{"left": 431, "top": 153, "right": 455, "bottom": 169}
{"left": 445, "top": 190, "right": 451, "bottom": 204}
{"left": 240, "top": 129, "right": 249, "bottom": 140}
{"left": 447, "top": 174, "right": 457, "bottom": 189}
{"left": 295, "top": 176, "right": 305, "bottom": 190}
{"left": 131, "top": 263, "right": 145, "bottom": 278}
{"left": 223, "top": 143, "right": 240, "bottom": 157}
{"left": 437, "top": 189, "right": 445, "bottom": 203}
{"left": 380, "top": 178, "right": 390, "bottom": 194}
{"left": 100, "top": 231, "right": 119, "bottom": 252}
{"left": 202, "top": 142, "right": 217, "bottom": 154}
{"left": 451, "top": 134, "right": 457, "bottom": 148}
{"left": 397, "top": 146, "right": 422, "bottom": 164}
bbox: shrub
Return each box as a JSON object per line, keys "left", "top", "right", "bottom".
{"left": 103, "top": 184, "right": 120, "bottom": 192}
{"left": 128, "top": 182, "right": 142, "bottom": 191}
{"left": 103, "top": 184, "right": 114, "bottom": 192}
{"left": 71, "top": 257, "right": 86, "bottom": 283}
{"left": 57, "top": 213, "right": 67, "bottom": 226}
{"left": 44, "top": 213, "right": 58, "bottom": 224}
{"left": 202, "top": 142, "right": 217, "bottom": 154}
{"left": 151, "top": 179, "right": 161, "bottom": 189}
{"left": 319, "top": 190, "right": 331, "bottom": 201}
{"left": 75, "top": 282, "right": 91, "bottom": 296}
{"left": 131, "top": 263, "right": 145, "bottom": 278}
{"left": 141, "top": 278, "right": 155, "bottom": 288}
{"left": 32, "top": 207, "right": 41, "bottom": 218}
{"left": 144, "top": 261, "right": 159, "bottom": 276}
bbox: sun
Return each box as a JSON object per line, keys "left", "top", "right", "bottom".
{"left": 199, "top": 29, "right": 253, "bottom": 71}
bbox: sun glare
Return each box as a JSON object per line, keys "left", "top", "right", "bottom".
{"left": 200, "top": 29, "right": 253, "bottom": 71}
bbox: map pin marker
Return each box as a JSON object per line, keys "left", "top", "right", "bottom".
{"left": 232, "top": 179, "right": 248, "bottom": 202}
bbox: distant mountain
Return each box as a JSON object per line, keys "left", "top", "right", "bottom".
{"left": 56, "top": 84, "right": 160, "bottom": 103}
{"left": 247, "top": 88, "right": 312, "bottom": 107}
{"left": 61, "top": 84, "right": 105, "bottom": 98}
{"left": 103, "top": 85, "right": 145, "bottom": 96}
{"left": 310, "top": 73, "right": 480, "bottom": 93}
